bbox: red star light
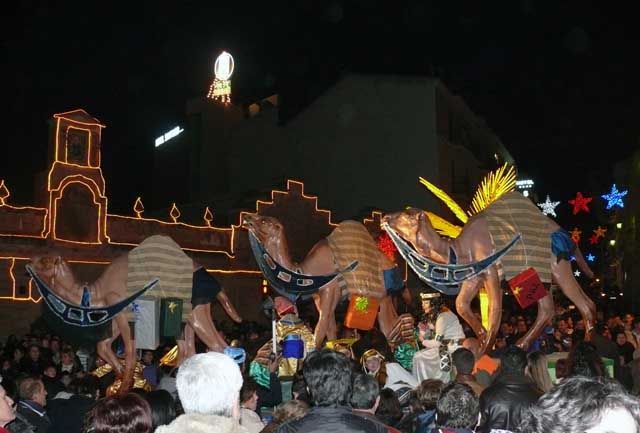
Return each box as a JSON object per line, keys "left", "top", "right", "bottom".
{"left": 568, "top": 192, "right": 593, "bottom": 215}
{"left": 588, "top": 234, "right": 600, "bottom": 245}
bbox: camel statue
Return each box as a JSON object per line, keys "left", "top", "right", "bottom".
{"left": 242, "top": 214, "right": 407, "bottom": 348}
{"left": 28, "top": 235, "right": 242, "bottom": 394}
{"left": 383, "top": 191, "right": 596, "bottom": 353}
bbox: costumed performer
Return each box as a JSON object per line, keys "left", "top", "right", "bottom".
{"left": 412, "top": 292, "right": 465, "bottom": 383}
{"left": 361, "top": 348, "right": 418, "bottom": 393}
{"left": 250, "top": 297, "right": 315, "bottom": 387}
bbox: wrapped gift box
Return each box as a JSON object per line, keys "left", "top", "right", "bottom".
{"left": 132, "top": 297, "right": 160, "bottom": 350}
{"left": 160, "top": 298, "right": 183, "bottom": 337}
{"left": 344, "top": 296, "right": 379, "bottom": 330}
{"left": 507, "top": 267, "right": 549, "bottom": 309}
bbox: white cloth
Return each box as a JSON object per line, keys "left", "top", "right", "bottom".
{"left": 412, "top": 311, "right": 465, "bottom": 383}
{"left": 239, "top": 408, "right": 264, "bottom": 433}
{"left": 156, "top": 413, "right": 248, "bottom": 433}
{"left": 384, "top": 362, "right": 419, "bottom": 391}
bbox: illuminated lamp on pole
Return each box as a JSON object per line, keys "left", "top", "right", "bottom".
{"left": 207, "top": 51, "right": 234, "bottom": 104}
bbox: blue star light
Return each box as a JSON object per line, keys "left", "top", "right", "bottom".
{"left": 586, "top": 253, "right": 596, "bottom": 262}
{"left": 601, "top": 184, "right": 628, "bottom": 210}
{"left": 570, "top": 255, "right": 576, "bottom": 262}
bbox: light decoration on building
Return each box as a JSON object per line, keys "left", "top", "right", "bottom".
{"left": 207, "top": 51, "right": 234, "bottom": 103}
{"left": 155, "top": 126, "right": 184, "bottom": 147}
{"left": 204, "top": 207, "right": 214, "bottom": 227}
{"left": 537, "top": 195, "right": 560, "bottom": 217}
{"left": 601, "top": 184, "right": 627, "bottom": 210}
{"left": 169, "top": 203, "right": 181, "bottom": 223}
{"left": 569, "top": 227, "right": 582, "bottom": 244}
{"left": 0, "top": 180, "right": 9, "bottom": 206}
{"left": 588, "top": 234, "right": 600, "bottom": 245}
{"left": 515, "top": 179, "right": 534, "bottom": 197}
{"left": 574, "top": 269, "right": 581, "bottom": 277}
{"left": 133, "top": 197, "right": 144, "bottom": 218}
{"left": 593, "top": 226, "right": 607, "bottom": 239}
{"left": 568, "top": 192, "right": 592, "bottom": 215}
{"left": 586, "top": 253, "right": 596, "bottom": 262}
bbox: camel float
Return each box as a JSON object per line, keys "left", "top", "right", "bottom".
{"left": 383, "top": 191, "right": 596, "bottom": 352}
{"left": 242, "top": 214, "right": 408, "bottom": 348}
{"left": 27, "top": 235, "right": 242, "bottom": 394}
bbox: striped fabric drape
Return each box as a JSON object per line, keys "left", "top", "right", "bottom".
{"left": 326, "top": 221, "right": 386, "bottom": 300}
{"left": 483, "top": 191, "right": 553, "bottom": 283}
{"left": 127, "top": 235, "right": 193, "bottom": 320}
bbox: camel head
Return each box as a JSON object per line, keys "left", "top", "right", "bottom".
{"left": 29, "top": 254, "right": 76, "bottom": 288}
{"left": 382, "top": 208, "right": 424, "bottom": 244}
{"left": 241, "top": 213, "right": 285, "bottom": 245}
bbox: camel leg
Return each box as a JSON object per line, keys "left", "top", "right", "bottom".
{"left": 516, "top": 293, "right": 555, "bottom": 350}
{"left": 482, "top": 266, "right": 503, "bottom": 353}
{"left": 313, "top": 283, "right": 339, "bottom": 349}
{"left": 177, "top": 323, "right": 196, "bottom": 364}
{"left": 455, "top": 276, "right": 484, "bottom": 338}
{"left": 96, "top": 319, "right": 123, "bottom": 374}
{"left": 113, "top": 311, "right": 135, "bottom": 395}
{"left": 551, "top": 259, "right": 596, "bottom": 339}
{"left": 189, "top": 304, "right": 227, "bottom": 352}
{"left": 216, "top": 290, "right": 242, "bottom": 323}
{"left": 378, "top": 295, "right": 398, "bottom": 338}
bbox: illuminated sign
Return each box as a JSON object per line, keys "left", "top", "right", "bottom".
{"left": 516, "top": 179, "right": 534, "bottom": 189}
{"left": 155, "top": 126, "right": 184, "bottom": 147}
{"left": 207, "top": 51, "right": 234, "bottom": 103}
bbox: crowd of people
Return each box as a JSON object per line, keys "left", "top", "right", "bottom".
{"left": 1, "top": 297, "right": 640, "bottom": 433}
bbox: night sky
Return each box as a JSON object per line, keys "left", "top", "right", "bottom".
{"left": 2, "top": 1, "right": 638, "bottom": 226}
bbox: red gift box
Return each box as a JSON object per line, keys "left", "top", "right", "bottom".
{"left": 507, "top": 268, "right": 549, "bottom": 309}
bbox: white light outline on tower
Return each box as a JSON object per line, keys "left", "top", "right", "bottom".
{"left": 155, "top": 126, "right": 184, "bottom": 147}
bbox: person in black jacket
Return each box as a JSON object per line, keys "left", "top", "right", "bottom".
{"left": 16, "top": 378, "right": 50, "bottom": 433}
{"left": 477, "top": 346, "right": 541, "bottom": 433}
{"left": 276, "top": 349, "right": 386, "bottom": 433}
{"left": 46, "top": 376, "right": 99, "bottom": 433}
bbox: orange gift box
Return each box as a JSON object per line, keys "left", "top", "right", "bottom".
{"left": 507, "top": 267, "right": 549, "bottom": 309}
{"left": 344, "top": 296, "right": 380, "bottom": 330}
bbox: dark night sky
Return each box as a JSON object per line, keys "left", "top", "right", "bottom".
{"left": 1, "top": 1, "right": 638, "bottom": 225}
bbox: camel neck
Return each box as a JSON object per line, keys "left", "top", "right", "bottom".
{"left": 264, "top": 237, "right": 298, "bottom": 271}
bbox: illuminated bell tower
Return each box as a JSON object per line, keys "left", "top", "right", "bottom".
{"left": 44, "top": 109, "right": 108, "bottom": 244}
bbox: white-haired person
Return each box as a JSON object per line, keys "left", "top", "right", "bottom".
{"left": 156, "top": 352, "right": 248, "bottom": 433}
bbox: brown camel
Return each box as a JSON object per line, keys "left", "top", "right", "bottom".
{"left": 383, "top": 198, "right": 596, "bottom": 353}
{"left": 29, "top": 240, "right": 242, "bottom": 394}
{"left": 242, "top": 214, "right": 402, "bottom": 348}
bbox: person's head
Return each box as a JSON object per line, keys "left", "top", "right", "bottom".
{"left": 616, "top": 332, "right": 627, "bottom": 346}
{"left": 500, "top": 346, "right": 528, "bottom": 376}
{"left": 303, "top": 349, "right": 352, "bottom": 407}
{"left": 240, "top": 378, "right": 260, "bottom": 411}
{"left": 176, "top": 352, "right": 243, "bottom": 418}
{"left": 452, "top": 348, "right": 475, "bottom": 375}
{"left": 517, "top": 320, "right": 528, "bottom": 334}
{"left": 141, "top": 350, "right": 154, "bottom": 366}
{"left": 291, "top": 372, "right": 310, "bottom": 403}
{"left": 28, "top": 345, "right": 40, "bottom": 362}
{"left": 361, "top": 349, "right": 384, "bottom": 375}
{"left": 462, "top": 338, "right": 481, "bottom": 360}
{"left": 50, "top": 338, "right": 60, "bottom": 353}
{"left": 520, "top": 376, "right": 640, "bottom": 433}
{"left": 0, "top": 381, "right": 16, "bottom": 427}
{"left": 557, "top": 319, "right": 568, "bottom": 334}
{"left": 416, "top": 379, "right": 443, "bottom": 411}
{"left": 420, "top": 293, "right": 443, "bottom": 318}
{"left": 575, "top": 319, "right": 585, "bottom": 331}
{"left": 495, "top": 335, "right": 507, "bottom": 349}
{"left": 500, "top": 322, "right": 513, "bottom": 335}
{"left": 435, "top": 382, "right": 479, "bottom": 429}
{"left": 61, "top": 349, "right": 75, "bottom": 366}
{"left": 567, "top": 341, "right": 606, "bottom": 378}
{"left": 526, "top": 351, "right": 552, "bottom": 393}
{"left": 350, "top": 373, "right": 379, "bottom": 412}
{"left": 623, "top": 313, "right": 634, "bottom": 326}
{"left": 1, "top": 359, "right": 10, "bottom": 371}
{"left": 69, "top": 376, "right": 99, "bottom": 399}
{"left": 83, "top": 393, "right": 152, "bottom": 433}
{"left": 376, "top": 388, "right": 402, "bottom": 423}
{"left": 19, "top": 377, "right": 47, "bottom": 406}
{"left": 43, "top": 364, "right": 57, "bottom": 379}
{"left": 143, "top": 390, "right": 176, "bottom": 431}
{"left": 272, "top": 400, "right": 309, "bottom": 424}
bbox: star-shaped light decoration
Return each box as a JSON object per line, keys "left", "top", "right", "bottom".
{"left": 569, "top": 227, "right": 582, "bottom": 244}
{"left": 568, "top": 192, "right": 593, "bottom": 215}
{"left": 574, "top": 270, "right": 581, "bottom": 277}
{"left": 537, "top": 195, "right": 560, "bottom": 217}
{"left": 593, "top": 226, "right": 607, "bottom": 239}
{"left": 601, "top": 184, "right": 628, "bottom": 210}
{"left": 570, "top": 255, "right": 576, "bottom": 262}
{"left": 586, "top": 253, "right": 596, "bottom": 262}
{"left": 588, "top": 234, "right": 600, "bottom": 245}
{"left": 512, "top": 286, "right": 522, "bottom": 296}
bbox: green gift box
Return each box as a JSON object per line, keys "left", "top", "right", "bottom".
{"left": 160, "top": 298, "right": 183, "bottom": 337}
{"left": 547, "top": 352, "right": 614, "bottom": 383}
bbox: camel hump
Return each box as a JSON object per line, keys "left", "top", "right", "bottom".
{"left": 327, "top": 220, "right": 386, "bottom": 300}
